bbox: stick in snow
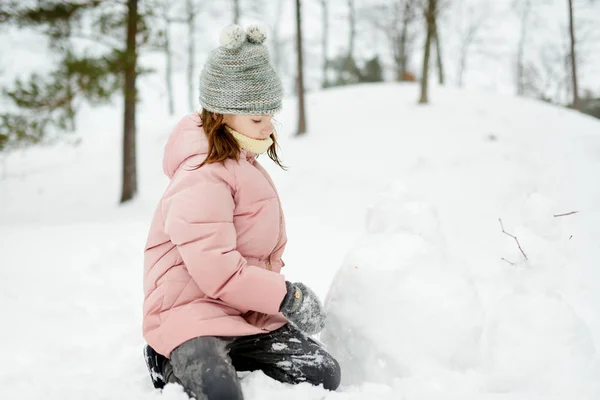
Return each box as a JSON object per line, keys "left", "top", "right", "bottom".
{"left": 499, "top": 218, "right": 528, "bottom": 260}
{"left": 553, "top": 211, "right": 579, "bottom": 217}
{"left": 501, "top": 257, "right": 516, "bottom": 266}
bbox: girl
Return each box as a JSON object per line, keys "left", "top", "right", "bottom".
{"left": 142, "top": 24, "right": 341, "bottom": 399}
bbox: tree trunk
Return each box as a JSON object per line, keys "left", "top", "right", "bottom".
{"left": 296, "top": 0, "right": 306, "bottom": 135}
{"left": 233, "top": 0, "right": 241, "bottom": 24}
{"left": 186, "top": 0, "right": 196, "bottom": 112}
{"left": 121, "top": 0, "right": 138, "bottom": 203}
{"left": 165, "top": 18, "right": 174, "bottom": 115}
{"left": 458, "top": 47, "right": 467, "bottom": 87}
{"left": 456, "top": 0, "right": 470, "bottom": 88}
{"left": 348, "top": 0, "right": 355, "bottom": 59}
{"left": 567, "top": 0, "right": 580, "bottom": 110}
{"left": 321, "top": 0, "right": 329, "bottom": 88}
{"left": 398, "top": 2, "right": 410, "bottom": 81}
{"left": 434, "top": 20, "right": 444, "bottom": 85}
{"left": 419, "top": 0, "right": 436, "bottom": 104}
{"left": 515, "top": 0, "right": 532, "bottom": 96}
{"left": 516, "top": 3, "right": 528, "bottom": 95}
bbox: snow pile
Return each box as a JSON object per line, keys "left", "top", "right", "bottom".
{"left": 2, "top": 82, "right": 600, "bottom": 399}
{"left": 322, "top": 186, "right": 600, "bottom": 399}
{"left": 483, "top": 291, "right": 599, "bottom": 398}
{"left": 322, "top": 187, "right": 484, "bottom": 383}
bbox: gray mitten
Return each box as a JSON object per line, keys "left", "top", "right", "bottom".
{"left": 279, "top": 281, "right": 326, "bottom": 335}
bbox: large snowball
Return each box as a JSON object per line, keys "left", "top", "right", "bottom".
{"left": 321, "top": 194, "right": 484, "bottom": 386}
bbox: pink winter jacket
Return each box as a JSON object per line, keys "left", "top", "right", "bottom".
{"left": 143, "top": 113, "right": 288, "bottom": 358}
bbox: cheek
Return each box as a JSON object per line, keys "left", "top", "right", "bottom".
{"left": 245, "top": 122, "right": 262, "bottom": 138}
{"left": 232, "top": 117, "right": 263, "bottom": 139}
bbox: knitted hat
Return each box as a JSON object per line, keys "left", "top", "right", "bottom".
{"left": 199, "top": 24, "right": 283, "bottom": 115}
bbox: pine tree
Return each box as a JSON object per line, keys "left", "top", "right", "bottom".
{"left": 0, "top": 0, "right": 151, "bottom": 202}
{"left": 361, "top": 56, "right": 384, "bottom": 83}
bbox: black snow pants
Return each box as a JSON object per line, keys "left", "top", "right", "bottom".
{"left": 159, "top": 324, "right": 341, "bottom": 400}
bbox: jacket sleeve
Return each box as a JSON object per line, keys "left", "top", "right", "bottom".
{"left": 162, "top": 168, "right": 287, "bottom": 315}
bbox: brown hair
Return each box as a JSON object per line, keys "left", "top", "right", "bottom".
{"left": 193, "top": 108, "right": 286, "bottom": 170}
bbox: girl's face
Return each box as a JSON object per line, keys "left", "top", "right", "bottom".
{"left": 223, "top": 114, "right": 274, "bottom": 140}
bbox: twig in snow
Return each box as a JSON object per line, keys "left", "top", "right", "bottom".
{"left": 499, "top": 218, "right": 528, "bottom": 260}
{"left": 553, "top": 211, "right": 579, "bottom": 217}
{"left": 501, "top": 257, "right": 516, "bottom": 266}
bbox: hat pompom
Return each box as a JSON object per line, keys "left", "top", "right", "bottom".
{"left": 246, "top": 25, "right": 267, "bottom": 45}
{"left": 219, "top": 24, "right": 245, "bottom": 49}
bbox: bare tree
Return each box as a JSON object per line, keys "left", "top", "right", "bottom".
{"left": 398, "top": 0, "right": 417, "bottom": 80}
{"left": 185, "top": 0, "right": 199, "bottom": 112}
{"left": 562, "top": 32, "right": 572, "bottom": 102}
{"left": 520, "top": 35, "right": 574, "bottom": 103}
{"left": 121, "top": 0, "right": 139, "bottom": 202}
{"left": 271, "top": 0, "right": 284, "bottom": 73}
{"left": 155, "top": 0, "right": 199, "bottom": 113}
{"left": 296, "top": 0, "right": 306, "bottom": 135}
{"left": 515, "top": 0, "right": 532, "bottom": 96}
{"left": 267, "top": 0, "right": 291, "bottom": 93}
{"left": 233, "top": 0, "right": 241, "bottom": 24}
{"left": 156, "top": 1, "right": 175, "bottom": 115}
{"left": 567, "top": 0, "right": 580, "bottom": 109}
{"left": 365, "top": 0, "right": 418, "bottom": 81}
{"left": 419, "top": 0, "right": 437, "bottom": 104}
{"left": 514, "top": 0, "right": 578, "bottom": 102}
{"left": 348, "top": 0, "right": 356, "bottom": 60}
{"left": 529, "top": 42, "right": 567, "bottom": 102}
{"left": 433, "top": 20, "right": 444, "bottom": 84}
{"left": 456, "top": 0, "right": 492, "bottom": 87}
{"left": 164, "top": 19, "right": 174, "bottom": 114}
{"left": 320, "top": 0, "right": 329, "bottom": 88}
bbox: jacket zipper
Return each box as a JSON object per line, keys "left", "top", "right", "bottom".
{"left": 253, "top": 161, "right": 283, "bottom": 271}
{"left": 266, "top": 190, "right": 283, "bottom": 271}
{"left": 264, "top": 197, "right": 283, "bottom": 329}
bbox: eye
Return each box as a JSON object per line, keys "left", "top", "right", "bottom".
{"left": 251, "top": 119, "right": 261, "bottom": 123}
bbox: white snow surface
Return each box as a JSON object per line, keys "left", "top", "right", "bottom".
{"left": 2, "top": 83, "right": 600, "bottom": 399}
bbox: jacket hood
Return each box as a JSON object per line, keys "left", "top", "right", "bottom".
{"left": 162, "top": 114, "right": 209, "bottom": 179}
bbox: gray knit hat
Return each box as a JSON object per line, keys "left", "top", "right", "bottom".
{"left": 199, "top": 24, "right": 283, "bottom": 115}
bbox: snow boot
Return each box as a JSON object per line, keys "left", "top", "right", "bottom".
{"left": 143, "top": 344, "right": 169, "bottom": 389}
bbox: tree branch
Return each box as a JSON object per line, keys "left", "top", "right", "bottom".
{"left": 70, "top": 33, "right": 123, "bottom": 50}
{"left": 553, "top": 211, "right": 579, "bottom": 217}
{"left": 501, "top": 257, "right": 516, "bottom": 266}
{"left": 499, "top": 218, "right": 528, "bottom": 260}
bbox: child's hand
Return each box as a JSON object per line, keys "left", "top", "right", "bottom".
{"left": 279, "top": 282, "right": 326, "bottom": 335}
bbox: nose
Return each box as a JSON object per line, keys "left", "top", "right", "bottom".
{"left": 260, "top": 116, "right": 274, "bottom": 135}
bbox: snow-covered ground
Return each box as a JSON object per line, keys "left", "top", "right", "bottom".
{"left": 1, "top": 82, "right": 600, "bottom": 399}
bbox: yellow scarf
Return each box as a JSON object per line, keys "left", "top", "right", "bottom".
{"left": 226, "top": 126, "right": 273, "bottom": 155}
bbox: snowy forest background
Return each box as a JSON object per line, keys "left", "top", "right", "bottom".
{"left": 1, "top": 0, "right": 599, "bottom": 201}
{"left": 2, "top": 1, "right": 600, "bottom": 400}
